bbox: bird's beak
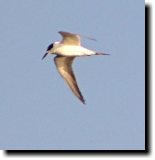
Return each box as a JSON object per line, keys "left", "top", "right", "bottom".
{"left": 42, "top": 52, "right": 48, "bottom": 60}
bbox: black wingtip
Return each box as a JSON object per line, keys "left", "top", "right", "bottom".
{"left": 80, "top": 97, "right": 86, "bottom": 105}
{"left": 82, "top": 101, "right": 86, "bottom": 105}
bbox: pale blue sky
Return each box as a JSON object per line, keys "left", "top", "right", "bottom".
{"left": 0, "top": 0, "right": 144, "bottom": 149}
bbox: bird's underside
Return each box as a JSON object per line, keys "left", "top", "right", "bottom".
{"left": 54, "top": 55, "right": 85, "bottom": 104}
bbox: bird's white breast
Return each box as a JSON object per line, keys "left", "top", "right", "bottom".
{"left": 53, "top": 44, "right": 95, "bottom": 56}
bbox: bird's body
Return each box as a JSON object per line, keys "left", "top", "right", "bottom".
{"left": 42, "top": 31, "right": 109, "bottom": 104}
{"left": 49, "top": 42, "right": 96, "bottom": 57}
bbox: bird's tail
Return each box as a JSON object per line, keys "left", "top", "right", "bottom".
{"left": 95, "top": 52, "right": 110, "bottom": 55}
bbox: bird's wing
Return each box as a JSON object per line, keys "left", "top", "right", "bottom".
{"left": 54, "top": 56, "right": 85, "bottom": 104}
{"left": 58, "top": 31, "right": 81, "bottom": 46}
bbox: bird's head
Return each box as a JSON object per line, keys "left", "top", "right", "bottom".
{"left": 42, "top": 42, "right": 59, "bottom": 60}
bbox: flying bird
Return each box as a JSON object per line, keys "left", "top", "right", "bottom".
{"left": 42, "top": 31, "right": 109, "bottom": 104}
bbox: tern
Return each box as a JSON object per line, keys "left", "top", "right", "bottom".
{"left": 42, "top": 31, "right": 109, "bottom": 104}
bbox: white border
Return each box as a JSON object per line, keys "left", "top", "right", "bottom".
{"left": 146, "top": 0, "right": 154, "bottom": 160}
{"left": 0, "top": 0, "right": 153, "bottom": 159}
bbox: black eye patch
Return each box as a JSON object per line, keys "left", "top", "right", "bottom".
{"left": 47, "top": 43, "right": 53, "bottom": 51}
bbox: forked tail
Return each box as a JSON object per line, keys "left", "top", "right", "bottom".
{"left": 96, "top": 52, "right": 110, "bottom": 55}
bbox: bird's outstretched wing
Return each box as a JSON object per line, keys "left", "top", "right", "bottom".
{"left": 54, "top": 56, "right": 85, "bottom": 104}
{"left": 58, "top": 31, "right": 81, "bottom": 46}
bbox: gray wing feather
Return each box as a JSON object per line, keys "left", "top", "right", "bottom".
{"left": 54, "top": 56, "right": 85, "bottom": 104}
{"left": 58, "top": 31, "right": 81, "bottom": 46}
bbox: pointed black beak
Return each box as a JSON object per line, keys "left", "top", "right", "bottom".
{"left": 42, "top": 52, "right": 48, "bottom": 60}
